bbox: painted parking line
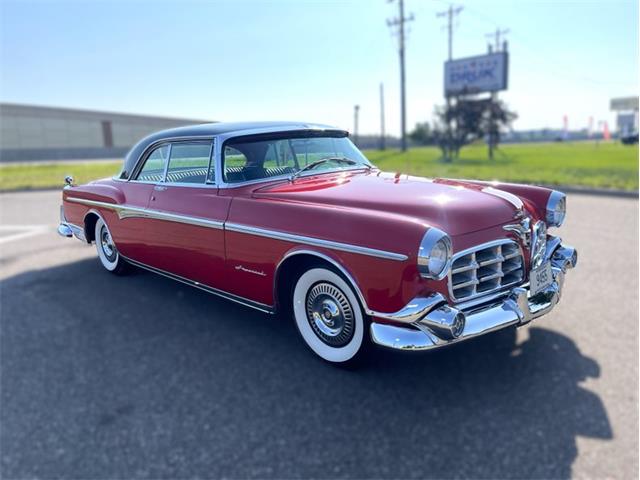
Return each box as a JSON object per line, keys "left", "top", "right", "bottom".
{"left": 0, "top": 225, "right": 50, "bottom": 245}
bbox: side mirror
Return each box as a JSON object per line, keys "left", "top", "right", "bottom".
{"left": 64, "top": 175, "right": 74, "bottom": 187}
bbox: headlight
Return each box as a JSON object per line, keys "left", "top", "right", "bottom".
{"left": 531, "top": 221, "right": 547, "bottom": 268}
{"left": 546, "top": 191, "right": 566, "bottom": 227}
{"left": 418, "top": 228, "right": 452, "bottom": 280}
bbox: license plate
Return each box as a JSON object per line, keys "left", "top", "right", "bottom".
{"left": 530, "top": 261, "right": 553, "bottom": 296}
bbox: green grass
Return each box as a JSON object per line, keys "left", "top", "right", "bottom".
{"left": 0, "top": 140, "right": 637, "bottom": 191}
{"left": 0, "top": 161, "right": 121, "bottom": 191}
{"left": 366, "top": 141, "right": 639, "bottom": 190}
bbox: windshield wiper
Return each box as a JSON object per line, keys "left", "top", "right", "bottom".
{"left": 290, "top": 157, "right": 370, "bottom": 181}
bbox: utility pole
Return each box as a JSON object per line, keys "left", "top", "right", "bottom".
{"left": 353, "top": 104, "right": 360, "bottom": 145}
{"left": 437, "top": 4, "right": 463, "bottom": 61}
{"left": 387, "top": 0, "right": 414, "bottom": 152}
{"left": 437, "top": 4, "right": 463, "bottom": 161}
{"left": 486, "top": 28, "right": 509, "bottom": 52}
{"left": 379, "top": 83, "right": 386, "bottom": 150}
{"left": 485, "top": 28, "right": 509, "bottom": 160}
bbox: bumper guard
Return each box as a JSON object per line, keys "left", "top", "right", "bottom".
{"left": 370, "top": 242, "right": 577, "bottom": 351}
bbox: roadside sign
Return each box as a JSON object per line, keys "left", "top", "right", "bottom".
{"left": 445, "top": 52, "right": 508, "bottom": 96}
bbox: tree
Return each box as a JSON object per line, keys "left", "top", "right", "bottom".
{"left": 408, "top": 122, "right": 434, "bottom": 145}
{"left": 435, "top": 98, "right": 517, "bottom": 161}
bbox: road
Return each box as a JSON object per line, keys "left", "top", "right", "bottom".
{"left": 1, "top": 190, "right": 637, "bottom": 479}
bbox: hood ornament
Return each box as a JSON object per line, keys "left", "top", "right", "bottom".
{"left": 503, "top": 217, "right": 531, "bottom": 246}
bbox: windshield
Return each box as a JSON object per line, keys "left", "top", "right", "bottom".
{"left": 223, "top": 135, "right": 372, "bottom": 184}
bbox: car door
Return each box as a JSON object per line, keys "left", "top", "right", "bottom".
{"left": 110, "top": 144, "right": 169, "bottom": 264}
{"left": 141, "top": 140, "right": 232, "bottom": 288}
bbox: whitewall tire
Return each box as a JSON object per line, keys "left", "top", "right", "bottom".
{"left": 292, "top": 267, "right": 367, "bottom": 364}
{"left": 94, "top": 217, "right": 128, "bottom": 275}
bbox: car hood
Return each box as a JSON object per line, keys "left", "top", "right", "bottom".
{"left": 252, "top": 170, "right": 525, "bottom": 236}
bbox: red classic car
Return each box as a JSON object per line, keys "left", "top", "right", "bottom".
{"left": 58, "top": 122, "right": 577, "bottom": 365}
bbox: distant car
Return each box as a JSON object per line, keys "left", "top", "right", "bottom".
{"left": 58, "top": 121, "right": 577, "bottom": 365}
{"left": 621, "top": 133, "right": 639, "bottom": 145}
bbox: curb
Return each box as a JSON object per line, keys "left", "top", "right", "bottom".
{"left": 542, "top": 185, "right": 639, "bottom": 199}
{"left": 0, "top": 186, "right": 63, "bottom": 194}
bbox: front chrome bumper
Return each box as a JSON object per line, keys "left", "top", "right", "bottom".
{"left": 370, "top": 241, "right": 578, "bottom": 351}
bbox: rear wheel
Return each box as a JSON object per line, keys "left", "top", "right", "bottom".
{"left": 292, "top": 267, "right": 369, "bottom": 365}
{"left": 94, "top": 217, "right": 128, "bottom": 275}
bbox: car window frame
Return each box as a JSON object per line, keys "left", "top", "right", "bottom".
{"left": 128, "top": 136, "right": 216, "bottom": 188}
{"left": 130, "top": 143, "right": 171, "bottom": 184}
{"left": 163, "top": 140, "right": 215, "bottom": 187}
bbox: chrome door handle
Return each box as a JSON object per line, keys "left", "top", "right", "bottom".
{"left": 153, "top": 185, "right": 167, "bottom": 192}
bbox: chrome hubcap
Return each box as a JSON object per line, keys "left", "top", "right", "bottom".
{"left": 100, "top": 226, "right": 116, "bottom": 261}
{"left": 306, "top": 282, "right": 354, "bottom": 347}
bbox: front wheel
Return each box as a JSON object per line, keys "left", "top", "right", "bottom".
{"left": 292, "top": 267, "right": 368, "bottom": 364}
{"left": 94, "top": 217, "right": 129, "bottom": 275}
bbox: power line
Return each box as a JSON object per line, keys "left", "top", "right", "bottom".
{"left": 387, "top": 0, "right": 414, "bottom": 152}
{"left": 461, "top": 5, "right": 631, "bottom": 88}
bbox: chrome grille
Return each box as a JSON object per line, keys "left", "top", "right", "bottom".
{"left": 449, "top": 240, "right": 524, "bottom": 302}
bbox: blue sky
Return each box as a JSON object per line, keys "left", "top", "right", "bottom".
{"left": 1, "top": 0, "right": 638, "bottom": 135}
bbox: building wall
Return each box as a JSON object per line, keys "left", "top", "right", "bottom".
{"left": 0, "top": 103, "right": 213, "bottom": 161}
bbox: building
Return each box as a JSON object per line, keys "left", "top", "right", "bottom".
{"left": 0, "top": 103, "right": 213, "bottom": 162}
{"left": 610, "top": 96, "right": 639, "bottom": 137}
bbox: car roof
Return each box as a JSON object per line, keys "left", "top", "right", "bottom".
{"left": 120, "top": 121, "right": 347, "bottom": 179}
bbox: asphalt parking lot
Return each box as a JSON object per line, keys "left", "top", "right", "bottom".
{"left": 0, "top": 189, "right": 637, "bottom": 479}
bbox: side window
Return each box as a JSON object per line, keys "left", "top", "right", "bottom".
{"left": 223, "top": 146, "right": 248, "bottom": 183}
{"left": 223, "top": 141, "right": 297, "bottom": 184}
{"left": 165, "top": 142, "right": 213, "bottom": 184}
{"left": 136, "top": 145, "right": 169, "bottom": 182}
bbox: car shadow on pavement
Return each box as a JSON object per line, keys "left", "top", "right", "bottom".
{"left": 1, "top": 258, "right": 612, "bottom": 479}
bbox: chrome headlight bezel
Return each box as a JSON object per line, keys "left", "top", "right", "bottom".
{"left": 418, "top": 228, "right": 452, "bottom": 280}
{"left": 546, "top": 191, "right": 566, "bottom": 227}
{"left": 531, "top": 221, "right": 547, "bottom": 268}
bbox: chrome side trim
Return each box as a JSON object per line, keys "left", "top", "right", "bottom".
{"left": 226, "top": 223, "right": 408, "bottom": 262}
{"left": 68, "top": 196, "right": 404, "bottom": 260}
{"left": 125, "top": 208, "right": 224, "bottom": 229}
{"left": 69, "top": 197, "right": 403, "bottom": 263}
{"left": 121, "top": 255, "right": 274, "bottom": 314}
{"left": 66, "top": 197, "right": 224, "bottom": 230}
